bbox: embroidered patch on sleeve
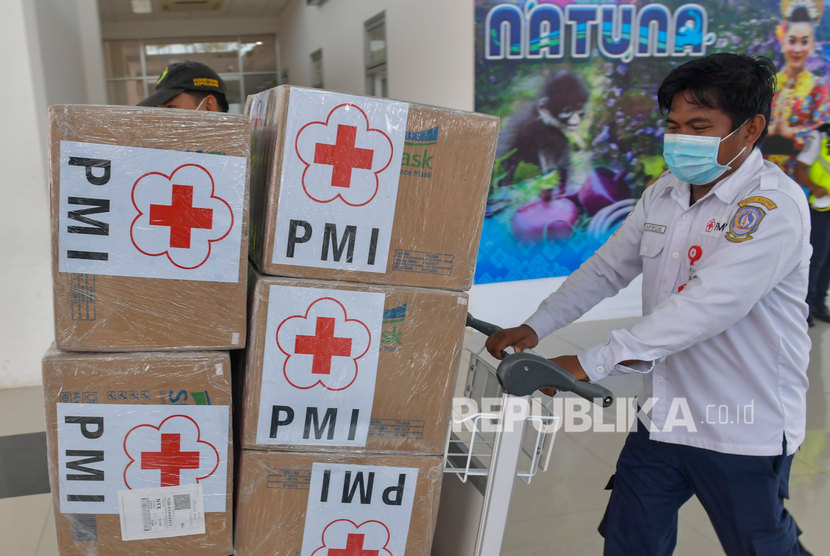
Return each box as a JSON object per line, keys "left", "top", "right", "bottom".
{"left": 739, "top": 196, "right": 777, "bottom": 211}
{"left": 725, "top": 197, "right": 776, "bottom": 243}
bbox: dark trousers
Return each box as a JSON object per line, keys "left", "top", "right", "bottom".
{"left": 598, "top": 423, "right": 810, "bottom": 555}
{"left": 807, "top": 208, "right": 830, "bottom": 309}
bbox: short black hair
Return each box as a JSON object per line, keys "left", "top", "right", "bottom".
{"left": 657, "top": 53, "right": 776, "bottom": 147}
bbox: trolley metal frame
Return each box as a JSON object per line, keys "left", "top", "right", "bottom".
{"left": 437, "top": 315, "right": 613, "bottom": 555}
{"left": 440, "top": 345, "right": 559, "bottom": 555}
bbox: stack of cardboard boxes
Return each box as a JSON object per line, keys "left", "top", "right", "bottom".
{"left": 43, "top": 105, "right": 250, "bottom": 555}
{"left": 233, "top": 86, "right": 498, "bottom": 555}
{"left": 40, "top": 87, "right": 497, "bottom": 555}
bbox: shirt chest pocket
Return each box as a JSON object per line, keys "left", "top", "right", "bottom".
{"left": 639, "top": 234, "right": 666, "bottom": 281}
{"left": 639, "top": 234, "right": 666, "bottom": 258}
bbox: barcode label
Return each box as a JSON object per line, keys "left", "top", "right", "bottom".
{"left": 141, "top": 497, "right": 151, "bottom": 531}
{"left": 118, "top": 484, "right": 205, "bottom": 541}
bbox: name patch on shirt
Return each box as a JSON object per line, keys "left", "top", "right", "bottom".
{"left": 644, "top": 223, "right": 666, "bottom": 234}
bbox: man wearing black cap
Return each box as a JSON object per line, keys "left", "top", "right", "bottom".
{"left": 138, "top": 60, "right": 229, "bottom": 112}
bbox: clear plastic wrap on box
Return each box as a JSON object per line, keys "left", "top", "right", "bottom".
{"left": 234, "top": 449, "right": 443, "bottom": 556}
{"left": 236, "top": 267, "right": 467, "bottom": 455}
{"left": 49, "top": 105, "right": 250, "bottom": 352}
{"left": 41, "top": 347, "right": 234, "bottom": 556}
{"left": 244, "top": 85, "right": 499, "bottom": 290}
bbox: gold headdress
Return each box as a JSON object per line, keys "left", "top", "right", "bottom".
{"left": 781, "top": 0, "right": 824, "bottom": 22}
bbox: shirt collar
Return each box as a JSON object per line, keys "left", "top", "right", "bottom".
{"left": 711, "top": 148, "right": 763, "bottom": 204}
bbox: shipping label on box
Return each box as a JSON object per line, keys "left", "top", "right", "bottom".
{"left": 256, "top": 284, "right": 385, "bottom": 446}
{"left": 300, "top": 462, "right": 418, "bottom": 556}
{"left": 272, "top": 88, "right": 409, "bottom": 273}
{"left": 117, "top": 483, "right": 206, "bottom": 541}
{"left": 58, "top": 141, "right": 246, "bottom": 282}
{"left": 55, "top": 403, "right": 229, "bottom": 515}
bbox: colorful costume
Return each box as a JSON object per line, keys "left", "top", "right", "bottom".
{"left": 767, "top": 70, "right": 830, "bottom": 178}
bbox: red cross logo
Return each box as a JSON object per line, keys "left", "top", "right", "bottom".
{"left": 149, "top": 184, "right": 214, "bottom": 249}
{"left": 314, "top": 124, "right": 374, "bottom": 188}
{"left": 141, "top": 433, "right": 200, "bottom": 486}
{"left": 705, "top": 218, "right": 715, "bottom": 233}
{"left": 327, "top": 534, "right": 379, "bottom": 556}
{"left": 295, "top": 317, "right": 353, "bottom": 375}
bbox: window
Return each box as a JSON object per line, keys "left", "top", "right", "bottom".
{"left": 310, "top": 49, "right": 324, "bottom": 89}
{"left": 364, "top": 12, "right": 387, "bottom": 97}
{"left": 103, "top": 34, "right": 280, "bottom": 113}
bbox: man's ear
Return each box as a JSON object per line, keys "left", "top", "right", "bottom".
{"left": 205, "top": 94, "right": 220, "bottom": 112}
{"left": 745, "top": 114, "right": 766, "bottom": 145}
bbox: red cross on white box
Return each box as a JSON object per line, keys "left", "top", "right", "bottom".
{"left": 294, "top": 316, "right": 353, "bottom": 375}
{"left": 130, "top": 163, "right": 234, "bottom": 270}
{"left": 276, "top": 297, "right": 371, "bottom": 391}
{"left": 312, "top": 518, "right": 393, "bottom": 556}
{"left": 140, "top": 432, "right": 201, "bottom": 487}
{"left": 327, "top": 533, "right": 379, "bottom": 556}
{"left": 314, "top": 124, "right": 374, "bottom": 189}
{"left": 149, "top": 184, "right": 214, "bottom": 249}
{"left": 294, "top": 103, "right": 394, "bottom": 207}
{"left": 123, "top": 414, "right": 220, "bottom": 490}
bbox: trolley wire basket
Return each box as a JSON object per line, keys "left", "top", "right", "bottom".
{"left": 443, "top": 346, "right": 560, "bottom": 485}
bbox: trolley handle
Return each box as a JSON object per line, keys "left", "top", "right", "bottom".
{"left": 466, "top": 313, "right": 614, "bottom": 407}
{"left": 466, "top": 313, "right": 503, "bottom": 337}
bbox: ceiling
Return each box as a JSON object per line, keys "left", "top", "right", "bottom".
{"left": 97, "top": 0, "right": 294, "bottom": 23}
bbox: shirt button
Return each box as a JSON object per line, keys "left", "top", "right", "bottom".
{"left": 672, "top": 252, "right": 679, "bottom": 259}
{"left": 682, "top": 214, "right": 690, "bottom": 220}
{"left": 597, "top": 366, "right": 605, "bottom": 374}
{"left": 657, "top": 376, "right": 664, "bottom": 383}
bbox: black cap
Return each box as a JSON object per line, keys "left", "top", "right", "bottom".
{"left": 138, "top": 61, "right": 229, "bottom": 111}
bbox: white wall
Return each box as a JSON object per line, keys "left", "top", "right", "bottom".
{"left": 0, "top": 0, "right": 106, "bottom": 388}
{"left": 274, "top": 0, "right": 474, "bottom": 110}
{"left": 1, "top": 0, "right": 53, "bottom": 388}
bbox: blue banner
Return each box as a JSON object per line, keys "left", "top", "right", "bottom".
{"left": 474, "top": 0, "right": 830, "bottom": 284}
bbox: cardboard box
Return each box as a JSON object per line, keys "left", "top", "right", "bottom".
{"left": 49, "top": 105, "right": 250, "bottom": 351}
{"left": 246, "top": 86, "right": 498, "bottom": 290}
{"left": 234, "top": 450, "right": 443, "bottom": 556}
{"left": 237, "top": 270, "right": 466, "bottom": 454}
{"left": 42, "top": 347, "right": 234, "bottom": 556}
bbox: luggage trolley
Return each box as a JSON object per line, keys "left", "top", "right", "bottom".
{"left": 435, "top": 315, "right": 614, "bottom": 556}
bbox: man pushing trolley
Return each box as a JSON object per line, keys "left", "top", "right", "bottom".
{"left": 485, "top": 53, "right": 812, "bottom": 555}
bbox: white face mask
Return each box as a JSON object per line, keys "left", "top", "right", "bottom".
{"left": 195, "top": 96, "right": 208, "bottom": 111}
{"left": 663, "top": 120, "right": 749, "bottom": 185}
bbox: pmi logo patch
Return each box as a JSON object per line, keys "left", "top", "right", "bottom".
{"left": 401, "top": 126, "right": 439, "bottom": 178}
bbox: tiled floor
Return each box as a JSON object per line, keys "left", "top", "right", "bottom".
{"left": 2, "top": 318, "right": 829, "bottom": 555}
{"left": 0, "top": 386, "right": 58, "bottom": 555}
